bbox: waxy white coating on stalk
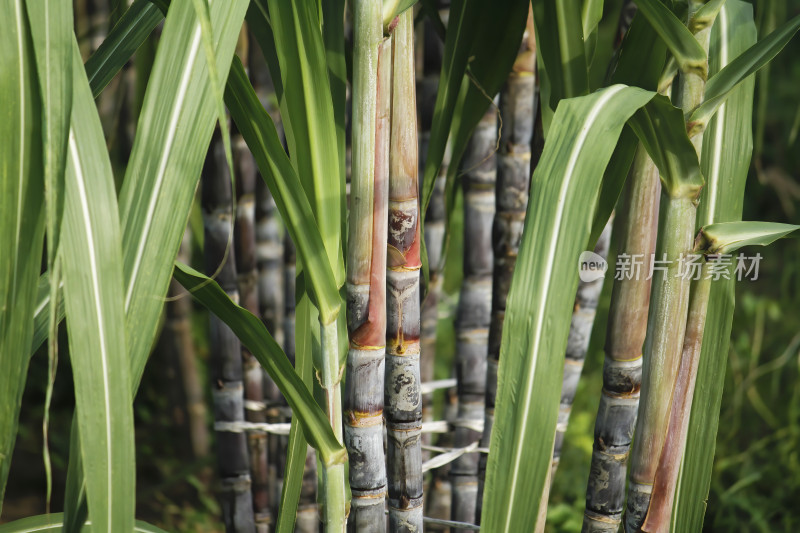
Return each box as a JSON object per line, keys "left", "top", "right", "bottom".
{"left": 345, "top": 3, "right": 388, "bottom": 529}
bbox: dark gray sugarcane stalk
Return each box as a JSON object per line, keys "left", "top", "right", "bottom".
{"left": 345, "top": 1, "right": 388, "bottom": 529}
{"left": 249, "top": 42, "right": 286, "bottom": 522}
{"left": 203, "top": 128, "right": 256, "bottom": 533}
{"left": 583, "top": 146, "right": 660, "bottom": 533}
{"left": 625, "top": 3, "right": 713, "bottom": 529}
{"left": 418, "top": 7, "right": 454, "bottom": 526}
{"left": 233, "top": 133, "right": 272, "bottom": 532}
{"left": 553, "top": 220, "right": 613, "bottom": 476}
{"left": 451, "top": 104, "right": 497, "bottom": 529}
{"left": 478, "top": 14, "right": 536, "bottom": 518}
{"left": 386, "top": 11, "right": 424, "bottom": 532}
{"left": 164, "top": 228, "right": 210, "bottom": 460}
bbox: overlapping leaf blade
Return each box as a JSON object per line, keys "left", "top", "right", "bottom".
{"left": 86, "top": 0, "right": 163, "bottom": 97}
{"left": 261, "top": 0, "right": 344, "bottom": 287}
{"left": 62, "top": 0, "right": 249, "bottom": 526}
{"left": 224, "top": 58, "right": 341, "bottom": 323}
{"left": 689, "top": 12, "right": 800, "bottom": 135}
{"left": 635, "top": 0, "right": 707, "bottom": 76}
{"left": 61, "top": 41, "right": 135, "bottom": 533}
{"left": 0, "top": 0, "right": 46, "bottom": 508}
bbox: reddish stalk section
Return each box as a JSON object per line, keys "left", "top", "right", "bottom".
{"left": 385, "top": 11, "right": 424, "bottom": 532}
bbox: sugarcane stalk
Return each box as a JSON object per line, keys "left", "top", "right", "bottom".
{"left": 451, "top": 102, "right": 497, "bottom": 529}
{"left": 478, "top": 14, "right": 536, "bottom": 518}
{"left": 626, "top": 7, "right": 712, "bottom": 526}
{"left": 166, "top": 228, "right": 210, "bottom": 460}
{"left": 345, "top": 1, "right": 387, "bottom": 530}
{"left": 203, "top": 128, "right": 257, "bottom": 533}
{"left": 386, "top": 11, "right": 424, "bottom": 532}
{"left": 640, "top": 263, "right": 711, "bottom": 533}
{"left": 553, "top": 219, "right": 613, "bottom": 476}
{"left": 583, "top": 146, "right": 661, "bottom": 533}
{"left": 234, "top": 132, "right": 272, "bottom": 532}
{"left": 418, "top": 6, "right": 453, "bottom": 527}
{"left": 250, "top": 40, "right": 287, "bottom": 522}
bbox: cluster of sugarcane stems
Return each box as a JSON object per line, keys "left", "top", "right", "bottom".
{"left": 191, "top": 2, "right": 729, "bottom": 532}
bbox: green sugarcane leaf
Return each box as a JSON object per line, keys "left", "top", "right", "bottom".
{"left": 62, "top": 0, "right": 249, "bottom": 526}
{"left": 31, "top": 275, "right": 64, "bottom": 354}
{"left": 322, "top": 0, "right": 347, "bottom": 206}
{"left": 634, "top": 0, "right": 707, "bottom": 76}
{"left": 225, "top": 58, "right": 341, "bottom": 325}
{"left": 260, "top": 0, "right": 344, "bottom": 289}
{"left": 534, "top": 0, "right": 589, "bottom": 110}
{"left": 425, "top": 0, "right": 528, "bottom": 283}
{"left": 0, "top": 513, "right": 169, "bottom": 533}
{"left": 689, "top": 0, "right": 728, "bottom": 34}
{"left": 173, "top": 262, "right": 347, "bottom": 467}
{"left": 275, "top": 290, "right": 315, "bottom": 533}
{"left": 61, "top": 41, "right": 135, "bottom": 533}
{"left": 672, "top": 2, "right": 756, "bottom": 530}
{"left": 382, "top": 0, "right": 417, "bottom": 26}
{"left": 0, "top": 0, "right": 46, "bottom": 509}
{"left": 481, "top": 84, "right": 704, "bottom": 531}
{"left": 118, "top": 0, "right": 248, "bottom": 391}
{"left": 582, "top": 0, "right": 604, "bottom": 64}
{"left": 25, "top": 0, "right": 72, "bottom": 274}
{"left": 696, "top": 221, "right": 799, "bottom": 254}
{"left": 688, "top": 12, "right": 800, "bottom": 136}
{"left": 628, "top": 94, "right": 703, "bottom": 197}
{"left": 86, "top": 0, "right": 164, "bottom": 98}
{"left": 590, "top": 11, "right": 669, "bottom": 246}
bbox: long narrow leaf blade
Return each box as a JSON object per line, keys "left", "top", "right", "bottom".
{"left": 0, "top": 513, "right": 168, "bottom": 533}
{"left": 262, "top": 0, "right": 344, "bottom": 286}
{"left": 635, "top": 0, "right": 707, "bottom": 76}
{"left": 224, "top": 58, "right": 341, "bottom": 323}
{"left": 61, "top": 41, "right": 135, "bottom": 533}
{"left": 173, "top": 262, "right": 346, "bottom": 467}
{"left": 481, "top": 86, "right": 655, "bottom": 531}
{"left": 482, "top": 83, "right": 703, "bottom": 531}
{"left": 86, "top": 0, "right": 163, "bottom": 97}
{"left": 689, "top": 12, "right": 800, "bottom": 134}
{"left": 0, "top": 0, "right": 46, "bottom": 507}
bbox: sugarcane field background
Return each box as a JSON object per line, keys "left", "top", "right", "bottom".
{"left": 4, "top": 0, "right": 800, "bottom": 532}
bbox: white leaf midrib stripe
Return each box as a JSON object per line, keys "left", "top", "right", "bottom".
{"left": 501, "top": 86, "right": 628, "bottom": 531}
{"left": 69, "top": 132, "right": 114, "bottom": 528}
{"left": 13, "top": 0, "right": 25, "bottom": 295}
{"left": 707, "top": 6, "right": 729, "bottom": 224}
{"left": 125, "top": 21, "right": 203, "bottom": 309}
